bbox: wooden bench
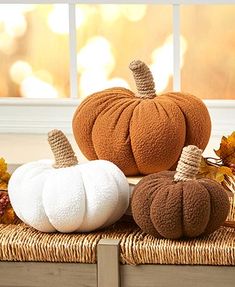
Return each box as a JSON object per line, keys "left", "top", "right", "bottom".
{"left": 0, "top": 219, "right": 234, "bottom": 287}
{"left": 1, "top": 238, "right": 235, "bottom": 287}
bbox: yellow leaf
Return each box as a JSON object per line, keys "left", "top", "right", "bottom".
{"left": 0, "top": 157, "right": 11, "bottom": 189}
{"left": 0, "top": 181, "right": 8, "bottom": 190}
{"left": 199, "top": 158, "right": 218, "bottom": 180}
{"left": 199, "top": 158, "right": 234, "bottom": 184}
{"left": 214, "top": 132, "right": 235, "bottom": 165}
{"left": 228, "top": 131, "right": 235, "bottom": 146}
{"left": 217, "top": 166, "right": 234, "bottom": 177}
{"left": 0, "top": 158, "right": 7, "bottom": 177}
{"left": 0, "top": 206, "right": 15, "bottom": 224}
{"left": 1, "top": 172, "right": 10, "bottom": 183}
{"left": 215, "top": 172, "right": 225, "bottom": 183}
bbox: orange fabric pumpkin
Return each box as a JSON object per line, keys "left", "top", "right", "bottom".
{"left": 73, "top": 60, "right": 211, "bottom": 176}
{"left": 131, "top": 146, "right": 230, "bottom": 239}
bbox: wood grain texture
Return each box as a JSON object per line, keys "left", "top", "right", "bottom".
{"left": 0, "top": 262, "right": 96, "bottom": 287}
{"left": 120, "top": 265, "right": 235, "bottom": 287}
{"left": 97, "top": 239, "right": 120, "bottom": 287}
{"left": 1, "top": 261, "right": 234, "bottom": 287}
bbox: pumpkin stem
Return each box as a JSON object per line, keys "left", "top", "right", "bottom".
{"left": 48, "top": 129, "right": 78, "bottom": 168}
{"left": 174, "top": 145, "right": 202, "bottom": 182}
{"left": 129, "top": 60, "right": 156, "bottom": 99}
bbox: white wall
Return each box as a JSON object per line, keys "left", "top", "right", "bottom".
{"left": 0, "top": 99, "right": 234, "bottom": 165}
{"left": 0, "top": 133, "right": 87, "bottom": 164}
{"left": 0, "top": 133, "right": 222, "bottom": 165}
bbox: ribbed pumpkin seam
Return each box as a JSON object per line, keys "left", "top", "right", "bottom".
{"left": 75, "top": 93, "right": 122, "bottom": 159}
{"left": 91, "top": 97, "right": 138, "bottom": 166}
{"left": 198, "top": 180, "right": 214, "bottom": 236}
{"left": 153, "top": 96, "right": 187, "bottom": 172}
{"left": 75, "top": 169, "right": 87, "bottom": 231}
{"left": 153, "top": 97, "right": 171, "bottom": 118}
{"left": 168, "top": 93, "right": 188, "bottom": 146}
{"left": 153, "top": 186, "right": 170, "bottom": 237}
{"left": 90, "top": 95, "right": 130, "bottom": 158}
{"left": 41, "top": 169, "right": 58, "bottom": 230}
{"left": 128, "top": 100, "right": 144, "bottom": 175}
{"left": 113, "top": 100, "right": 141, "bottom": 152}
{"left": 95, "top": 166, "right": 119, "bottom": 229}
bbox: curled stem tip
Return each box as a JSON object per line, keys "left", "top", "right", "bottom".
{"left": 129, "top": 60, "right": 156, "bottom": 99}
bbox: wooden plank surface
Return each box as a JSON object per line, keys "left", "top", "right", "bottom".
{"left": 97, "top": 239, "right": 120, "bottom": 287}
{"left": 1, "top": 261, "right": 235, "bottom": 287}
{"left": 120, "top": 264, "right": 235, "bottom": 287}
{"left": 0, "top": 262, "right": 96, "bottom": 287}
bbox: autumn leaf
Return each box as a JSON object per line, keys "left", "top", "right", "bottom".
{"left": 199, "top": 158, "right": 234, "bottom": 183}
{"left": 1, "top": 172, "right": 10, "bottom": 183}
{"left": 199, "top": 132, "right": 235, "bottom": 193}
{"left": 0, "top": 182, "right": 8, "bottom": 191}
{"left": 215, "top": 166, "right": 234, "bottom": 183}
{"left": 0, "top": 157, "right": 15, "bottom": 224}
{"left": 0, "top": 158, "right": 11, "bottom": 191}
{"left": 199, "top": 158, "right": 217, "bottom": 179}
{"left": 0, "top": 206, "right": 15, "bottom": 224}
{"left": 0, "top": 158, "right": 7, "bottom": 177}
{"left": 214, "top": 131, "right": 235, "bottom": 166}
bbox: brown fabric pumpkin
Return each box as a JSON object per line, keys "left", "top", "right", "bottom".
{"left": 131, "top": 145, "right": 230, "bottom": 239}
{"left": 72, "top": 60, "right": 211, "bottom": 176}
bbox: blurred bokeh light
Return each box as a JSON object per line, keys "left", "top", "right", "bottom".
{"left": 1, "top": 4, "right": 233, "bottom": 99}
{"left": 0, "top": 4, "right": 173, "bottom": 99}
{"left": 181, "top": 5, "right": 235, "bottom": 99}
{"left": 0, "top": 4, "right": 69, "bottom": 98}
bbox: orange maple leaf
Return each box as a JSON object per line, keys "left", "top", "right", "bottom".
{"left": 214, "top": 132, "right": 235, "bottom": 166}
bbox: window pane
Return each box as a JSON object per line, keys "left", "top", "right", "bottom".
{"left": 0, "top": 4, "right": 69, "bottom": 98}
{"left": 76, "top": 4, "right": 172, "bottom": 99}
{"left": 181, "top": 5, "right": 235, "bottom": 99}
{"left": 0, "top": 4, "right": 172, "bottom": 99}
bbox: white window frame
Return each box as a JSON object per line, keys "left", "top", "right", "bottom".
{"left": 0, "top": 0, "right": 235, "bottom": 137}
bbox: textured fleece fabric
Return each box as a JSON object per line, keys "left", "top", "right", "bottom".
{"left": 72, "top": 88, "right": 211, "bottom": 176}
{"left": 131, "top": 171, "right": 230, "bottom": 239}
{"left": 8, "top": 159, "right": 129, "bottom": 233}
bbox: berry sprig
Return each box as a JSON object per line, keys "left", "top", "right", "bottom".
{"left": 0, "top": 191, "right": 10, "bottom": 217}
{"left": 0, "top": 157, "right": 15, "bottom": 224}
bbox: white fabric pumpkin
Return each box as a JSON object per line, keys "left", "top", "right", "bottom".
{"left": 8, "top": 130, "right": 129, "bottom": 233}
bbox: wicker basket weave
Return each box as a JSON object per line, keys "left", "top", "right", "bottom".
{"left": 0, "top": 197, "right": 234, "bottom": 266}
